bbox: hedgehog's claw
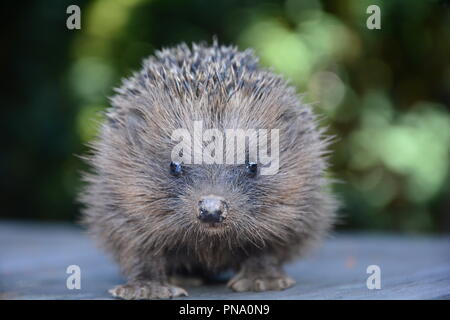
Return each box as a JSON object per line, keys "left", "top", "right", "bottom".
{"left": 227, "top": 272, "right": 295, "bottom": 292}
{"left": 109, "top": 281, "right": 188, "bottom": 300}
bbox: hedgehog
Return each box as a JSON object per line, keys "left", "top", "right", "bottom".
{"left": 80, "top": 42, "right": 337, "bottom": 300}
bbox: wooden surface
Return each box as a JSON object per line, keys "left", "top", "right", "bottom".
{"left": 0, "top": 221, "right": 449, "bottom": 300}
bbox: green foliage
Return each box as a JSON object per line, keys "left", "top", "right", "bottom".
{"left": 2, "top": 0, "right": 449, "bottom": 232}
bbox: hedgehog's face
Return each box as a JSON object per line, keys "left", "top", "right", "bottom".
{"left": 150, "top": 129, "right": 299, "bottom": 249}
{"left": 168, "top": 160, "right": 259, "bottom": 230}
{"left": 113, "top": 90, "right": 324, "bottom": 248}
{"left": 156, "top": 149, "right": 311, "bottom": 253}
{"left": 171, "top": 161, "right": 230, "bottom": 226}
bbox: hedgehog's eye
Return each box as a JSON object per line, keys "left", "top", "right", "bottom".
{"left": 170, "top": 161, "right": 182, "bottom": 176}
{"left": 246, "top": 162, "right": 258, "bottom": 177}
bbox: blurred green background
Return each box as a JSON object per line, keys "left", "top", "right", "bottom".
{"left": 1, "top": 0, "right": 449, "bottom": 233}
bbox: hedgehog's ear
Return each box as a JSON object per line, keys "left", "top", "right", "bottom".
{"left": 126, "top": 109, "right": 146, "bottom": 148}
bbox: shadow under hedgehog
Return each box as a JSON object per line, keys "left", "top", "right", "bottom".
{"left": 79, "top": 41, "right": 338, "bottom": 300}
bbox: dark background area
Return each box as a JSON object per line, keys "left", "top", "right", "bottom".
{"left": 1, "top": 0, "right": 449, "bottom": 232}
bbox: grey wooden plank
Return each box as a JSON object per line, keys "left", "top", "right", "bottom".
{"left": 0, "top": 221, "right": 449, "bottom": 300}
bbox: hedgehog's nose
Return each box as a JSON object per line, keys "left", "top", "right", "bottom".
{"left": 198, "top": 195, "right": 227, "bottom": 224}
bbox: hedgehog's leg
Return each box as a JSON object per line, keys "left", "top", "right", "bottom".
{"left": 227, "top": 255, "right": 295, "bottom": 292}
{"left": 109, "top": 256, "right": 188, "bottom": 300}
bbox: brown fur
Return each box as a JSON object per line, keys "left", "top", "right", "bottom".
{"left": 79, "top": 42, "right": 338, "bottom": 299}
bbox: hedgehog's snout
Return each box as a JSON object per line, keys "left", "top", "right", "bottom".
{"left": 198, "top": 195, "right": 228, "bottom": 224}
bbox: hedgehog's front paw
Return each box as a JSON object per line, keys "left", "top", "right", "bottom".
{"left": 227, "top": 272, "right": 295, "bottom": 292}
{"left": 109, "top": 281, "right": 188, "bottom": 300}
